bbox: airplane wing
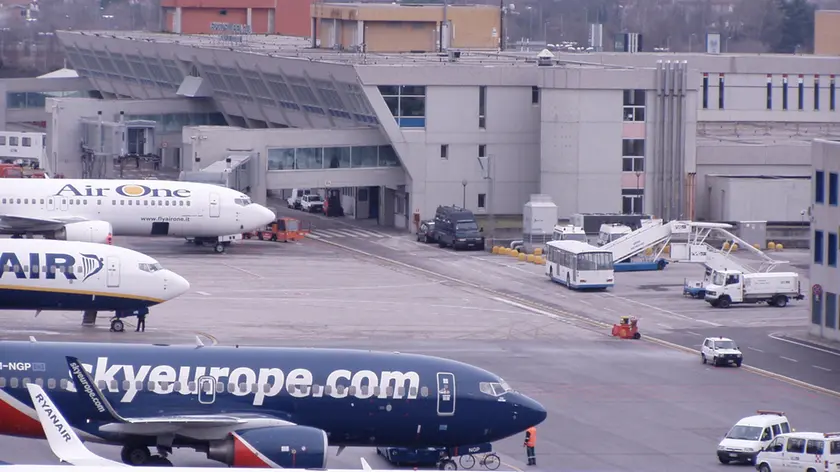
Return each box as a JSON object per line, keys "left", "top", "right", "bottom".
{"left": 0, "top": 214, "right": 87, "bottom": 232}
{"left": 66, "top": 357, "right": 294, "bottom": 437}
{"left": 25, "top": 383, "right": 127, "bottom": 467}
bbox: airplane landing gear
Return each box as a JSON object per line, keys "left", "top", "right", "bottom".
{"left": 110, "top": 318, "right": 125, "bottom": 332}
{"left": 214, "top": 242, "right": 225, "bottom": 253}
{"left": 121, "top": 444, "right": 151, "bottom": 465}
{"left": 438, "top": 458, "right": 457, "bottom": 470}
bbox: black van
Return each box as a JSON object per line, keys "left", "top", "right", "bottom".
{"left": 433, "top": 205, "right": 485, "bottom": 250}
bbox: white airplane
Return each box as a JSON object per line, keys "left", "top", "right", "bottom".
{"left": 0, "top": 179, "right": 276, "bottom": 253}
{"left": 0, "top": 238, "right": 190, "bottom": 330}
{"left": 10, "top": 383, "right": 382, "bottom": 471}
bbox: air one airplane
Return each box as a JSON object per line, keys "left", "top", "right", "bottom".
{"left": 0, "top": 179, "right": 276, "bottom": 253}
{"left": 6, "top": 383, "right": 387, "bottom": 472}
{"left": 0, "top": 340, "right": 547, "bottom": 469}
{"left": 0, "top": 239, "right": 190, "bottom": 330}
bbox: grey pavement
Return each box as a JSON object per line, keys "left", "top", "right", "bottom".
{"left": 1, "top": 233, "right": 838, "bottom": 472}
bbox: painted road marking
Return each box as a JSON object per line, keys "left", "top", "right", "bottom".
{"left": 769, "top": 333, "right": 840, "bottom": 356}
{"left": 747, "top": 347, "right": 764, "bottom": 353}
{"left": 780, "top": 356, "right": 799, "bottom": 363}
{"left": 813, "top": 365, "right": 832, "bottom": 372}
{"left": 313, "top": 237, "right": 840, "bottom": 399}
{"left": 602, "top": 293, "right": 723, "bottom": 327}
{"left": 196, "top": 291, "right": 211, "bottom": 296}
{"left": 686, "top": 331, "right": 702, "bottom": 337}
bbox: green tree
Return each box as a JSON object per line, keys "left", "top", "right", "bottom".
{"left": 774, "top": 0, "right": 815, "bottom": 53}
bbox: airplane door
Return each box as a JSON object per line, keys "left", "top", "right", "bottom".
{"left": 209, "top": 193, "right": 220, "bottom": 218}
{"left": 197, "top": 376, "right": 216, "bottom": 404}
{"left": 59, "top": 198, "right": 68, "bottom": 211}
{"left": 46, "top": 198, "right": 55, "bottom": 211}
{"left": 436, "top": 372, "right": 456, "bottom": 416}
{"left": 106, "top": 256, "right": 120, "bottom": 287}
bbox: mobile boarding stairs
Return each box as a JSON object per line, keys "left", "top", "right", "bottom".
{"left": 600, "top": 220, "right": 787, "bottom": 281}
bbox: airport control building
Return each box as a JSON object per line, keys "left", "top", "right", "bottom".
{"left": 25, "top": 3, "right": 840, "bottom": 229}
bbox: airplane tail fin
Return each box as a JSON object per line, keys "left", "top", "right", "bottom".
{"left": 25, "top": 383, "right": 125, "bottom": 467}
{"left": 360, "top": 457, "right": 373, "bottom": 470}
{"left": 65, "top": 356, "right": 127, "bottom": 424}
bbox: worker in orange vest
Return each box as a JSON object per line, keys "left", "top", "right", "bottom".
{"left": 524, "top": 426, "right": 537, "bottom": 466}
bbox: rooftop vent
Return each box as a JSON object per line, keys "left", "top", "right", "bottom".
{"left": 448, "top": 50, "right": 461, "bottom": 62}
{"left": 537, "top": 48, "right": 554, "bottom": 67}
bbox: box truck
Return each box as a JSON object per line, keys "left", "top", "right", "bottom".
{"left": 704, "top": 270, "right": 804, "bottom": 308}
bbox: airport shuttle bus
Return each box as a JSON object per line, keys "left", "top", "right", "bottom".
{"left": 545, "top": 240, "right": 615, "bottom": 290}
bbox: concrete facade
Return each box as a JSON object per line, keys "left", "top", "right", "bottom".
{"left": 815, "top": 10, "right": 840, "bottom": 57}
{"left": 809, "top": 139, "right": 840, "bottom": 342}
{"left": 49, "top": 28, "right": 840, "bottom": 229}
{"left": 0, "top": 76, "right": 94, "bottom": 131}
{"left": 706, "top": 176, "right": 811, "bottom": 222}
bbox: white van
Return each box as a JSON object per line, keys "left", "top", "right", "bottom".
{"left": 597, "top": 223, "right": 632, "bottom": 246}
{"left": 717, "top": 410, "right": 792, "bottom": 465}
{"left": 552, "top": 225, "right": 587, "bottom": 242}
{"left": 286, "top": 188, "right": 312, "bottom": 209}
{"left": 755, "top": 432, "right": 840, "bottom": 472}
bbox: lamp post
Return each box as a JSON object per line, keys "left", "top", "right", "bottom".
{"left": 461, "top": 179, "right": 467, "bottom": 208}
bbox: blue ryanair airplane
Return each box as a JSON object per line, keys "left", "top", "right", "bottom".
{"left": 0, "top": 341, "right": 547, "bottom": 469}
{"left": 0, "top": 239, "right": 190, "bottom": 330}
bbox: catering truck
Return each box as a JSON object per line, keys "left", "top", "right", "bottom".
{"left": 704, "top": 270, "right": 804, "bottom": 308}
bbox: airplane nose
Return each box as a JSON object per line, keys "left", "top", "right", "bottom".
{"left": 164, "top": 271, "right": 191, "bottom": 298}
{"left": 255, "top": 204, "right": 276, "bottom": 225}
{"left": 515, "top": 393, "right": 547, "bottom": 428}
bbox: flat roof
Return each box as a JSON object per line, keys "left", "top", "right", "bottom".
{"left": 59, "top": 30, "right": 626, "bottom": 68}
{"left": 697, "top": 121, "right": 840, "bottom": 145}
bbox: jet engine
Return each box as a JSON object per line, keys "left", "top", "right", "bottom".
{"left": 207, "top": 426, "right": 328, "bottom": 468}
{"left": 52, "top": 221, "right": 113, "bottom": 244}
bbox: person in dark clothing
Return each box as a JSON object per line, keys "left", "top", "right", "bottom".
{"left": 136, "top": 312, "right": 146, "bottom": 332}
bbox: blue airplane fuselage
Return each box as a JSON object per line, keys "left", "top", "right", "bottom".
{"left": 0, "top": 341, "right": 546, "bottom": 450}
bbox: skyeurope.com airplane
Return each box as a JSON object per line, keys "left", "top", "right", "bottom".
{"left": 0, "top": 239, "right": 190, "bottom": 330}
{"left": 0, "top": 179, "right": 276, "bottom": 254}
{"left": 5, "top": 383, "right": 387, "bottom": 471}
{"left": 0, "top": 341, "right": 547, "bottom": 469}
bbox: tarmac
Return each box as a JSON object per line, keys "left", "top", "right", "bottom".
{"left": 0, "top": 224, "right": 839, "bottom": 471}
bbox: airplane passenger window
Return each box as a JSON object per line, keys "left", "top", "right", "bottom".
{"left": 49, "top": 266, "right": 55, "bottom": 274}
{"left": 97, "top": 200, "right": 102, "bottom": 205}
{"left": 110, "top": 380, "right": 118, "bottom": 390}
{"left": 360, "top": 386, "right": 369, "bottom": 395}
{"left": 336, "top": 385, "right": 345, "bottom": 395}
{"left": 250, "top": 383, "right": 258, "bottom": 394}
{"left": 0, "top": 378, "right": 5, "bottom": 388}
{"left": 12, "top": 265, "right": 19, "bottom": 272}
{"left": 238, "top": 383, "right": 247, "bottom": 393}
{"left": 40, "top": 199, "right": 44, "bottom": 204}
{"left": 187, "top": 201, "right": 191, "bottom": 206}
{"left": 83, "top": 200, "right": 88, "bottom": 205}
{"left": 59, "top": 379, "right": 68, "bottom": 390}
{"left": 1, "top": 198, "right": 5, "bottom": 204}
{"left": 173, "top": 382, "right": 181, "bottom": 391}
{"left": 24, "top": 198, "right": 28, "bottom": 204}
{"left": 96, "top": 380, "right": 106, "bottom": 390}
{"left": 147, "top": 381, "right": 156, "bottom": 391}
{"left": 76, "top": 199, "right": 80, "bottom": 205}
{"left": 348, "top": 386, "right": 357, "bottom": 396}
{"left": 35, "top": 378, "right": 43, "bottom": 387}
{"left": 9, "top": 378, "right": 18, "bottom": 388}
{"left": 16, "top": 199, "right": 20, "bottom": 204}
{"left": 397, "top": 387, "right": 406, "bottom": 397}
{"left": 179, "top": 201, "right": 184, "bottom": 206}
{"left": 420, "top": 386, "right": 429, "bottom": 397}
{"left": 373, "top": 386, "right": 381, "bottom": 396}
{"left": 47, "top": 379, "right": 56, "bottom": 389}
{"left": 112, "top": 200, "right": 116, "bottom": 205}
{"left": 120, "top": 201, "right": 125, "bottom": 205}
{"left": 187, "top": 381, "right": 196, "bottom": 392}
{"left": 123, "top": 380, "right": 131, "bottom": 391}
{"left": 22, "top": 378, "right": 30, "bottom": 386}
{"left": 386, "top": 387, "right": 394, "bottom": 396}
{"left": 144, "top": 201, "right": 149, "bottom": 206}
{"left": 227, "top": 383, "right": 236, "bottom": 394}
{"left": 215, "top": 382, "right": 224, "bottom": 393}
{"left": 204, "top": 383, "right": 213, "bottom": 394}
{"left": 312, "top": 384, "right": 321, "bottom": 395}
{"left": 159, "top": 382, "right": 169, "bottom": 390}
{"left": 324, "top": 385, "right": 332, "bottom": 395}
{"left": 68, "top": 199, "right": 73, "bottom": 206}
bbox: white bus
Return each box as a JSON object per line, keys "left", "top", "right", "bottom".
{"left": 545, "top": 240, "right": 615, "bottom": 290}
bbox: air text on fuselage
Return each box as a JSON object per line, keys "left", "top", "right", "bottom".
{"left": 69, "top": 357, "right": 421, "bottom": 406}
{"left": 54, "top": 184, "right": 191, "bottom": 199}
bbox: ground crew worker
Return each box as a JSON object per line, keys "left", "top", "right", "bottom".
{"left": 135, "top": 312, "right": 146, "bottom": 332}
{"left": 524, "top": 426, "right": 537, "bottom": 466}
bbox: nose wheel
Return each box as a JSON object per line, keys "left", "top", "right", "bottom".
{"left": 110, "top": 318, "right": 125, "bottom": 332}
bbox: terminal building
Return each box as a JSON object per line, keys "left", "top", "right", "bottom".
{"left": 31, "top": 3, "right": 840, "bottom": 229}
{"left": 809, "top": 139, "right": 840, "bottom": 342}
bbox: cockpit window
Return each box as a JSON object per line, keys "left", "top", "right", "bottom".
{"left": 138, "top": 262, "right": 164, "bottom": 273}
{"left": 234, "top": 197, "right": 252, "bottom": 206}
{"left": 479, "top": 379, "right": 512, "bottom": 397}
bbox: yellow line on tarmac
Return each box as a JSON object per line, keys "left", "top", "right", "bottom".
{"left": 315, "top": 237, "right": 840, "bottom": 400}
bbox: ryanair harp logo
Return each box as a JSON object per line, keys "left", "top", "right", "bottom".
{"left": 79, "top": 253, "right": 104, "bottom": 282}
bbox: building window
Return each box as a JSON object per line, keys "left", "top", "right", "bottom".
{"left": 478, "top": 86, "right": 486, "bottom": 129}
{"left": 797, "top": 75, "right": 804, "bottom": 110}
{"left": 378, "top": 85, "right": 426, "bottom": 128}
{"left": 622, "top": 138, "right": 645, "bottom": 172}
{"left": 531, "top": 86, "right": 540, "bottom": 105}
{"left": 622, "top": 90, "right": 645, "bottom": 122}
{"left": 621, "top": 188, "right": 644, "bottom": 214}
{"left": 815, "top": 230, "right": 824, "bottom": 264}
{"left": 826, "top": 292, "right": 838, "bottom": 329}
{"left": 829, "top": 172, "right": 838, "bottom": 205}
{"left": 477, "top": 193, "right": 486, "bottom": 209}
{"left": 440, "top": 144, "right": 448, "bottom": 160}
{"left": 718, "top": 74, "right": 725, "bottom": 109}
{"left": 812, "top": 290, "right": 823, "bottom": 325}
{"left": 816, "top": 170, "right": 825, "bottom": 203}
{"left": 814, "top": 76, "right": 820, "bottom": 111}
{"left": 702, "top": 73, "right": 709, "bottom": 109}
{"left": 829, "top": 233, "right": 838, "bottom": 267}
{"left": 766, "top": 75, "right": 772, "bottom": 110}
{"left": 782, "top": 76, "right": 789, "bottom": 110}
{"left": 478, "top": 144, "right": 486, "bottom": 158}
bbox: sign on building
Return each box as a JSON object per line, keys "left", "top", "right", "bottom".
{"left": 706, "top": 33, "right": 721, "bottom": 54}
{"left": 210, "top": 22, "right": 252, "bottom": 43}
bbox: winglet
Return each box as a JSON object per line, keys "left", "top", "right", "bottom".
{"left": 25, "top": 383, "right": 124, "bottom": 467}
{"left": 360, "top": 458, "right": 372, "bottom": 471}
{"left": 65, "top": 356, "right": 126, "bottom": 423}
{"left": 195, "top": 335, "right": 205, "bottom": 347}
